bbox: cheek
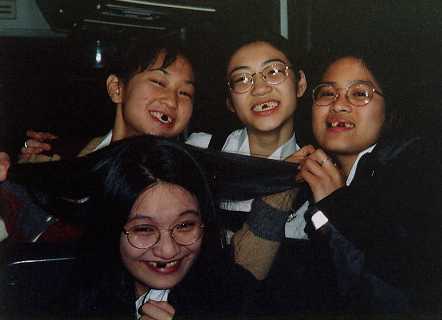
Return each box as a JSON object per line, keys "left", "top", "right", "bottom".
{"left": 360, "top": 106, "right": 385, "bottom": 135}
{"left": 125, "top": 83, "right": 155, "bottom": 104}
{"left": 178, "top": 101, "right": 193, "bottom": 120}
{"left": 186, "top": 239, "right": 202, "bottom": 260}
{"left": 120, "top": 235, "right": 139, "bottom": 261}
{"left": 312, "top": 108, "right": 327, "bottom": 132}
{"left": 230, "top": 94, "right": 248, "bottom": 112}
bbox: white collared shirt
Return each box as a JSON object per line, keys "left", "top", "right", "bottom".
{"left": 94, "top": 130, "right": 113, "bottom": 152}
{"left": 135, "top": 289, "right": 170, "bottom": 319}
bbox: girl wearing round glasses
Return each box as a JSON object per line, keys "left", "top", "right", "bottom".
{"left": 42, "top": 136, "right": 258, "bottom": 319}
{"left": 186, "top": 31, "right": 311, "bottom": 242}
{"left": 291, "top": 49, "right": 442, "bottom": 313}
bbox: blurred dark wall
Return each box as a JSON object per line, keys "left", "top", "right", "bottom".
{"left": 0, "top": 1, "right": 440, "bottom": 156}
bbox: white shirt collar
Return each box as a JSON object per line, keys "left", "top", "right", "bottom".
{"left": 135, "top": 289, "right": 170, "bottom": 319}
{"left": 94, "top": 130, "right": 113, "bottom": 152}
{"left": 222, "top": 128, "right": 300, "bottom": 160}
{"left": 346, "top": 144, "right": 376, "bottom": 186}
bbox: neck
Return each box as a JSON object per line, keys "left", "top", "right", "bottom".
{"left": 135, "top": 281, "right": 150, "bottom": 299}
{"left": 248, "top": 124, "right": 294, "bottom": 158}
{"left": 112, "top": 104, "right": 133, "bottom": 142}
{"left": 335, "top": 154, "right": 358, "bottom": 179}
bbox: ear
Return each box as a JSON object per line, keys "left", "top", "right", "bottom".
{"left": 296, "top": 70, "right": 307, "bottom": 98}
{"left": 226, "top": 96, "right": 235, "bottom": 113}
{"left": 106, "top": 74, "right": 123, "bottom": 104}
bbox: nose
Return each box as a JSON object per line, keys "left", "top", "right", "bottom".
{"left": 330, "top": 90, "right": 352, "bottom": 113}
{"left": 151, "top": 231, "right": 180, "bottom": 260}
{"left": 161, "top": 88, "right": 178, "bottom": 109}
{"left": 251, "top": 73, "right": 272, "bottom": 96}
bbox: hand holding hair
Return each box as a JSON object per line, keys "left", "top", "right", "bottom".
{"left": 298, "top": 149, "right": 344, "bottom": 202}
{"left": 19, "top": 129, "right": 58, "bottom": 161}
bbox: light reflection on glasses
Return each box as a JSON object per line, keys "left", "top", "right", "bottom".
{"left": 123, "top": 220, "right": 204, "bottom": 249}
{"left": 312, "top": 80, "right": 384, "bottom": 107}
{"left": 228, "top": 62, "right": 292, "bottom": 94}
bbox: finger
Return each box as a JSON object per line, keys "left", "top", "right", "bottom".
{"left": 285, "top": 145, "right": 316, "bottom": 163}
{"left": 25, "top": 139, "right": 52, "bottom": 151}
{"left": 21, "top": 146, "right": 45, "bottom": 155}
{"left": 306, "top": 149, "right": 329, "bottom": 165}
{"left": 301, "top": 158, "right": 327, "bottom": 178}
{"left": 140, "top": 301, "right": 174, "bottom": 320}
{"left": 295, "top": 172, "right": 304, "bottom": 183}
{"left": 26, "top": 130, "right": 58, "bottom": 141}
{"left": 149, "top": 301, "right": 175, "bottom": 315}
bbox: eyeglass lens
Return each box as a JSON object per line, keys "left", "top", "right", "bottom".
{"left": 126, "top": 221, "right": 203, "bottom": 249}
{"left": 229, "top": 63, "right": 289, "bottom": 93}
{"left": 313, "top": 82, "right": 375, "bottom": 106}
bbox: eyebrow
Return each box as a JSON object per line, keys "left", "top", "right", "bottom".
{"left": 228, "top": 58, "right": 288, "bottom": 76}
{"left": 148, "top": 67, "right": 195, "bottom": 86}
{"left": 128, "top": 210, "right": 200, "bottom": 222}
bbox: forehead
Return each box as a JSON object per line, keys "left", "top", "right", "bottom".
{"left": 228, "top": 41, "right": 289, "bottom": 72}
{"left": 149, "top": 52, "right": 195, "bottom": 81}
{"left": 322, "top": 57, "right": 378, "bottom": 87}
{"left": 130, "top": 183, "right": 199, "bottom": 221}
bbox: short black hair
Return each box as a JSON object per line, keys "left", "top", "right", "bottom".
{"left": 108, "top": 35, "right": 195, "bottom": 85}
{"left": 224, "top": 30, "right": 304, "bottom": 75}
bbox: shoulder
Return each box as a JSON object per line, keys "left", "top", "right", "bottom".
{"left": 185, "top": 132, "right": 213, "bottom": 148}
{"left": 78, "top": 136, "right": 107, "bottom": 157}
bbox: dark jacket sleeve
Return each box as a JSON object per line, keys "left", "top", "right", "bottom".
{"left": 308, "top": 137, "right": 442, "bottom": 313}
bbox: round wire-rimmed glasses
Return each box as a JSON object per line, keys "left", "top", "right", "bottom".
{"left": 227, "top": 62, "right": 292, "bottom": 94}
{"left": 123, "top": 221, "right": 205, "bottom": 249}
{"left": 312, "top": 80, "right": 384, "bottom": 107}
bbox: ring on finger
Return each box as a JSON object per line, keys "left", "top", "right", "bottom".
{"left": 319, "top": 158, "right": 331, "bottom": 166}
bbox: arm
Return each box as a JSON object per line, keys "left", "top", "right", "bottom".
{"left": 233, "top": 146, "right": 314, "bottom": 280}
{"left": 306, "top": 139, "right": 442, "bottom": 312}
{"left": 232, "top": 189, "right": 298, "bottom": 280}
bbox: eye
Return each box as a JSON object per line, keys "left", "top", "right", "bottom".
{"left": 149, "top": 78, "right": 166, "bottom": 87}
{"left": 316, "top": 86, "right": 336, "bottom": 98}
{"left": 131, "top": 224, "right": 157, "bottom": 235}
{"left": 349, "top": 84, "right": 371, "bottom": 99}
{"left": 174, "top": 221, "right": 198, "bottom": 232}
{"left": 231, "top": 73, "right": 251, "bottom": 84}
{"left": 179, "top": 89, "right": 194, "bottom": 100}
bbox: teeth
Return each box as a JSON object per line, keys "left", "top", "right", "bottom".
{"left": 252, "top": 101, "right": 278, "bottom": 112}
{"left": 329, "top": 121, "right": 354, "bottom": 128}
{"left": 149, "top": 261, "right": 178, "bottom": 269}
{"left": 150, "top": 111, "right": 173, "bottom": 124}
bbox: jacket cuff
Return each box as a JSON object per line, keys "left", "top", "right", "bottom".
{"left": 246, "top": 198, "right": 291, "bottom": 241}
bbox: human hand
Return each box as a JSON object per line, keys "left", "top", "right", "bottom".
{"left": 139, "top": 301, "right": 175, "bottom": 320}
{"left": 0, "top": 152, "right": 10, "bottom": 181}
{"left": 284, "top": 145, "right": 316, "bottom": 183}
{"left": 285, "top": 145, "right": 316, "bottom": 164}
{"left": 298, "top": 148, "right": 344, "bottom": 202}
{"left": 20, "top": 129, "right": 58, "bottom": 161}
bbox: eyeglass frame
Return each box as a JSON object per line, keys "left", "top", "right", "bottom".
{"left": 227, "top": 62, "right": 293, "bottom": 94}
{"left": 312, "top": 80, "right": 384, "bottom": 107}
{"left": 123, "top": 222, "right": 205, "bottom": 250}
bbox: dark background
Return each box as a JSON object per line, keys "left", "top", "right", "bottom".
{"left": 0, "top": 0, "right": 440, "bottom": 156}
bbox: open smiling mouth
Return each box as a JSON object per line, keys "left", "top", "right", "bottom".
{"left": 252, "top": 101, "right": 279, "bottom": 112}
{"left": 147, "top": 260, "right": 180, "bottom": 270}
{"left": 149, "top": 111, "right": 174, "bottom": 125}
{"left": 327, "top": 120, "right": 355, "bottom": 129}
